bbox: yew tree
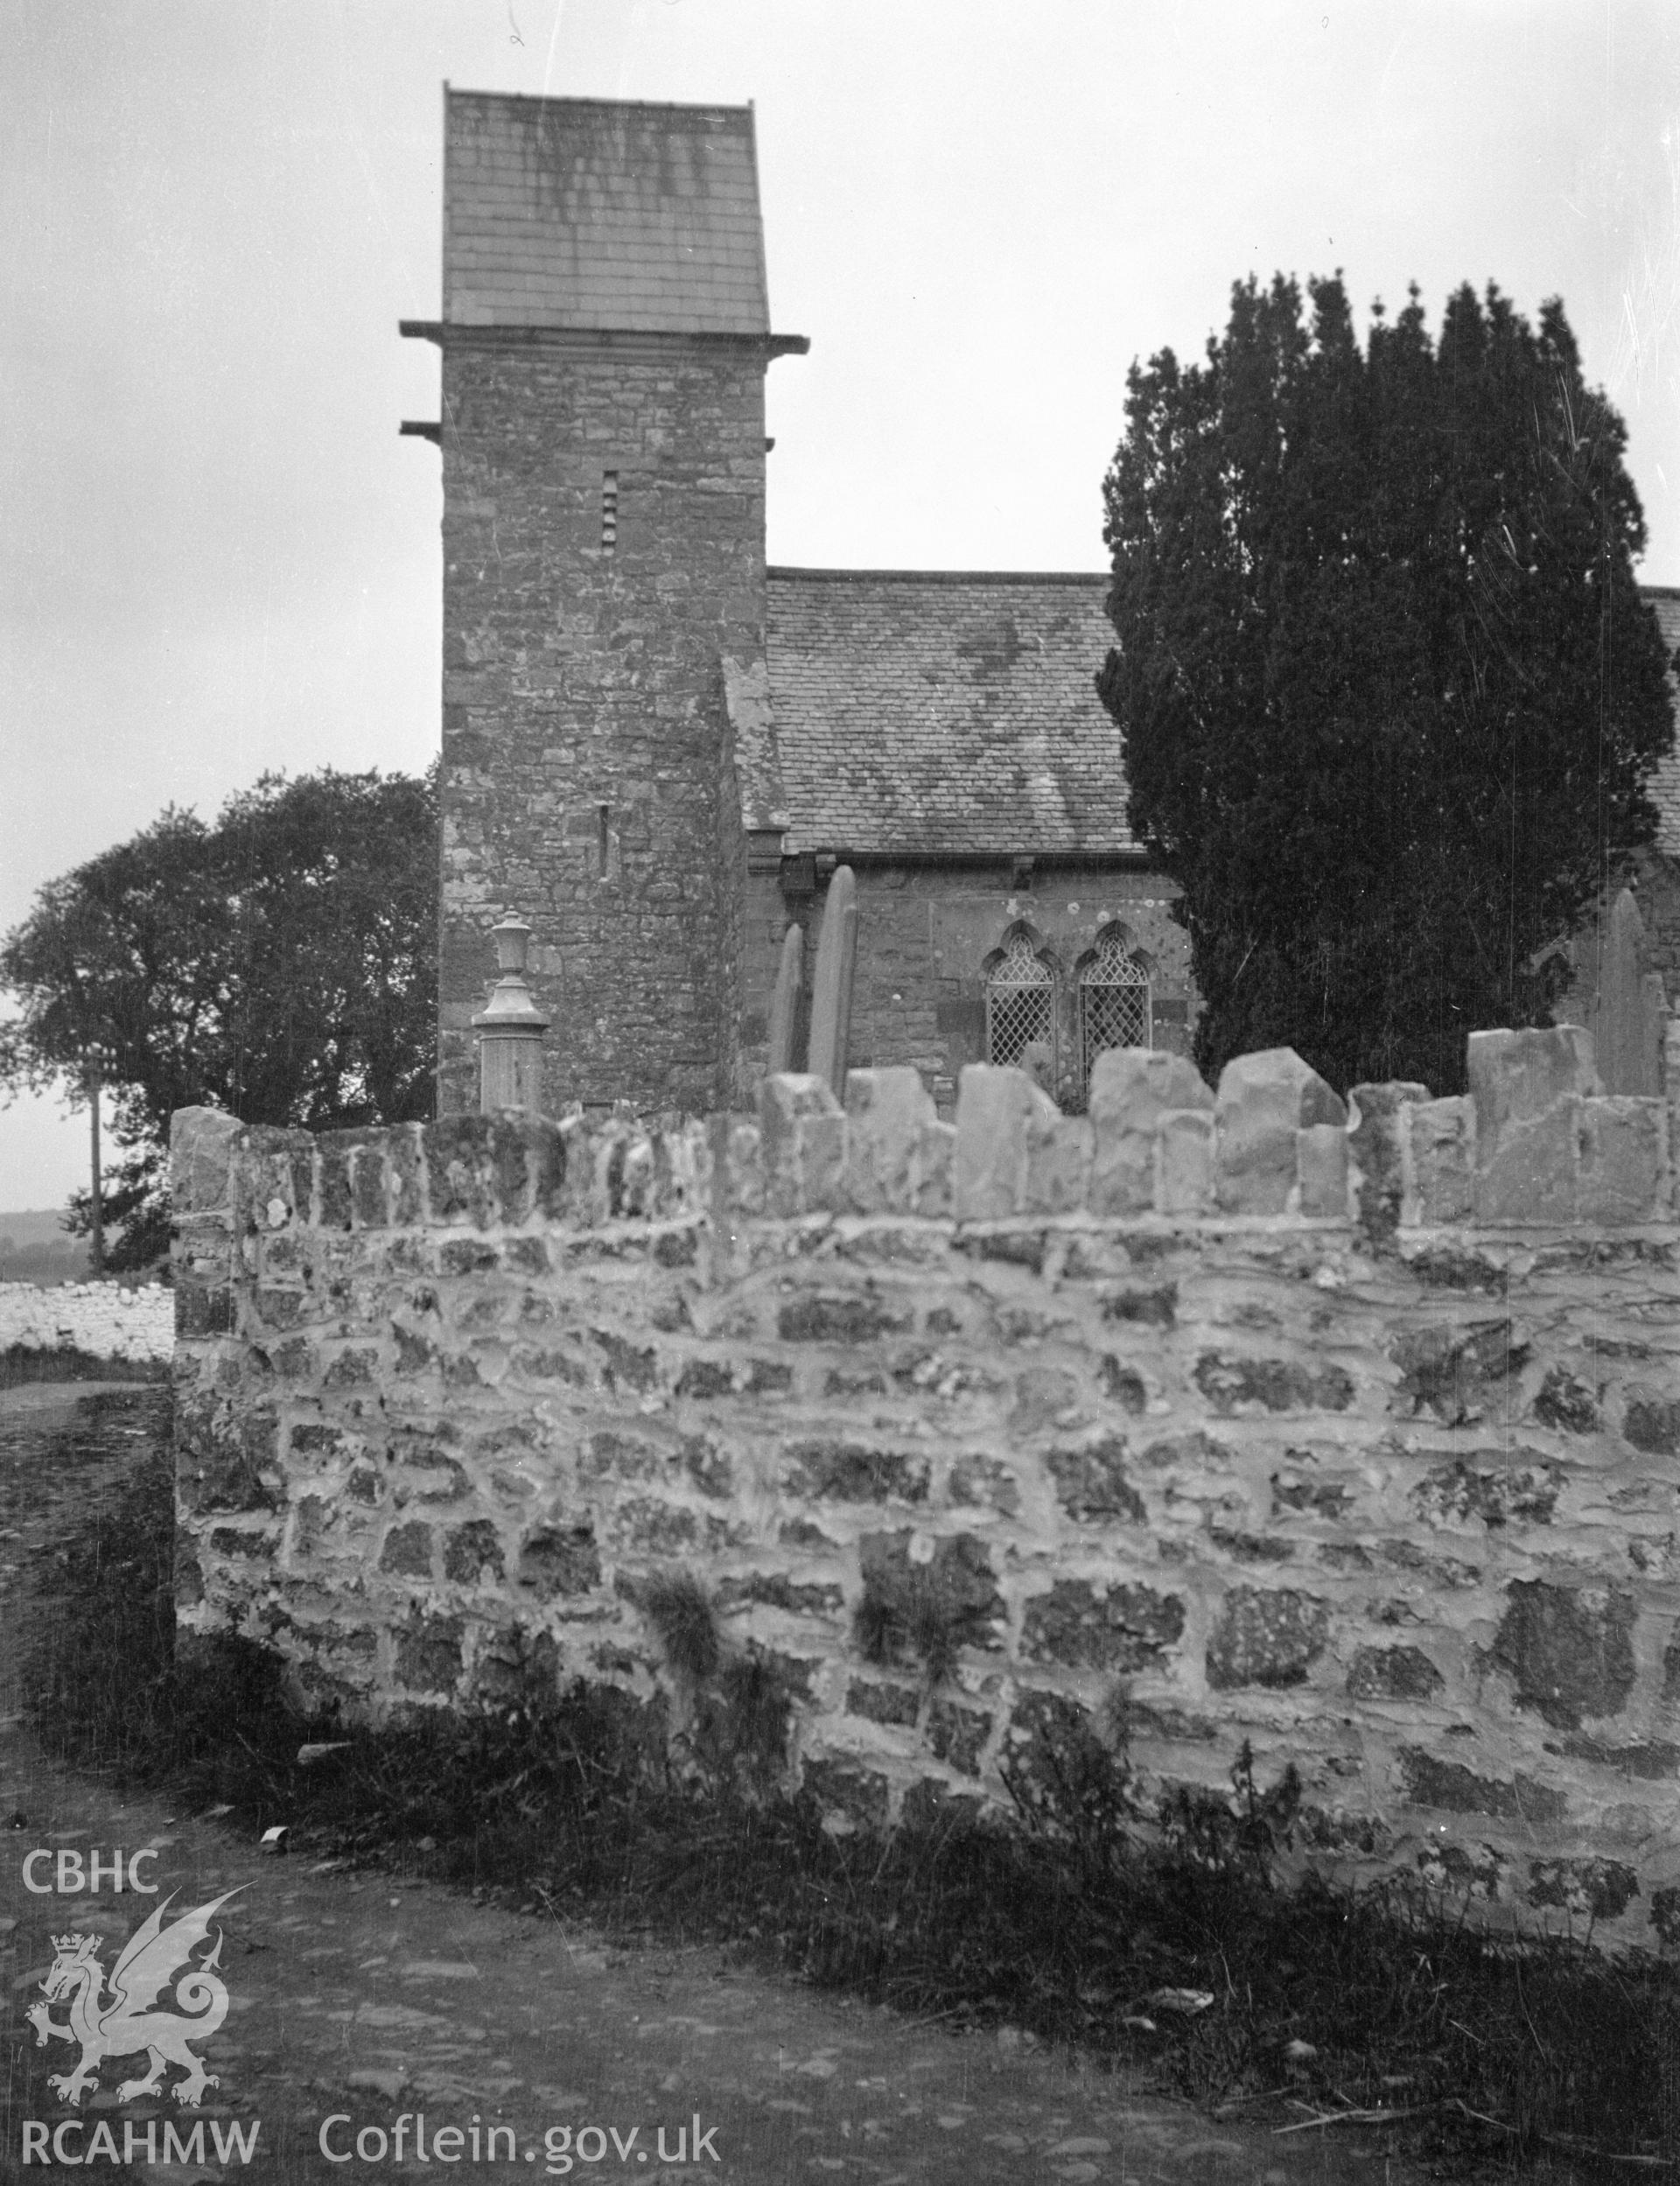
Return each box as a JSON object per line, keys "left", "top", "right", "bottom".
{"left": 1097, "top": 274, "right": 1676, "bottom": 1096}
{"left": 0, "top": 766, "right": 438, "bottom": 1265}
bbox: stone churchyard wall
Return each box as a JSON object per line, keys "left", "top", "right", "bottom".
{"left": 172, "top": 1028, "right": 1680, "bottom": 1947}
{"left": 0, "top": 1279, "right": 174, "bottom": 1363}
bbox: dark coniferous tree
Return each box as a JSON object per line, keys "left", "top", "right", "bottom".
{"left": 1098, "top": 275, "right": 1676, "bottom": 1095}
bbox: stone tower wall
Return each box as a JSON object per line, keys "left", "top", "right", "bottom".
{"left": 438, "top": 333, "right": 765, "bottom": 1117}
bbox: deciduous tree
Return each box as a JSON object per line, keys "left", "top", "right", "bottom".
{"left": 0, "top": 766, "right": 437, "bottom": 1266}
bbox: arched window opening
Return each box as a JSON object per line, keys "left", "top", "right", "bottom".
{"left": 986, "top": 931, "right": 1054, "bottom": 1069}
{"left": 1081, "top": 930, "right": 1151, "bottom": 1091}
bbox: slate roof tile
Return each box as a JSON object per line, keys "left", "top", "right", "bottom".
{"left": 762, "top": 570, "right": 1131, "bottom": 857}
{"left": 444, "top": 91, "right": 769, "bottom": 335}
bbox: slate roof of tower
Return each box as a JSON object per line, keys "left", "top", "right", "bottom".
{"left": 761, "top": 571, "right": 1133, "bottom": 857}
{"left": 443, "top": 91, "right": 769, "bottom": 333}
{"left": 1646, "top": 586, "right": 1680, "bottom": 854}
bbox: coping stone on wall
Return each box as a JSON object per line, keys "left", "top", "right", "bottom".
{"left": 1468, "top": 1026, "right": 1600, "bottom": 1224}
{"left": 1348, "top": 1081, "right": 1430, "bottom": 1237}
{"left": 844, "top": 1067, "right": 953, "bottom": 1216}
{"left": 1467, "top": 1025, "right": 1670, "bottom": 1225}
{"left": 760, "top": 1072, "right": 843, "bottom": 1216}
{"left": 953, "top": 1064, "right": 1063, "bottom": 1220}
{"left": 1406, "top": 1097, "right": 1476, "bottom": 1226}
{"left": 1088, "top": 1047, "right": 1214, "bottom": 1216}
{"left": 1214, "top": 1049, "right": 1346, "bottom": 1216}
{"left": 1578, "top": 1096, "right": 1670, "bottom": 1225}
{"left": 171, "top": 1107, "right": 242, "bottom": 1216}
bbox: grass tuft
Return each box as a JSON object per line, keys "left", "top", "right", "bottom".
{"left": 1158, "top": 1740, "right": 1302, "bottom": 1883}
{"left": 639, "top": 1568, "right": 721, "bottom": 1685}
{"left": 852, "top": 1565, "right": 966, "bottom": 1687}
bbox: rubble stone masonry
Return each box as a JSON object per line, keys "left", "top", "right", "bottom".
{"left": 173, "top": 1028, "right": 1680, "bottom": 1944}
{"left": 437, "top": 331, "right": 765, "bottom": 1117}
{"left": 0, "top": 1280, "right": 172, "bottom": 1363}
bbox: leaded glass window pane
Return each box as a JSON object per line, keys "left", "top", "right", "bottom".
{"left": 1081, "top": 934, "right": 1150, "bottom": 1092}
{"left": 986, "top": 933, "right": 1054, "bottom": 1068}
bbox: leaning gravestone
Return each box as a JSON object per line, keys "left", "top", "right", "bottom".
{"left": 767, "top": 924, "right": 804, "bottom": 1075}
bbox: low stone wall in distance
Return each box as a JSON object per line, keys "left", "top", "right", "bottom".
{"left": 172, "top": 1029, "right": 1680, "bottom": 1947}
{"left": 0, "top": 1279, "right": 173, "bottom": 1365}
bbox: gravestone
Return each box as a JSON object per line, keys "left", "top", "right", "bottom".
{"left": 808, "top": 866, "right": 858, "bottom": 1098}
{"left": 767, "top": 925, "right": 804, "bottom": 1075}
{"left": 1598, "top": 887, "right": 1663, "bottom": 1097}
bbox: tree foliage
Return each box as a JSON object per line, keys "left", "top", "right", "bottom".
{"left": 1098, "top": 274, "right": 1676, "bottom": 1095}
{"left": 0, "top": 767, "right": 438, "bottom": 1266}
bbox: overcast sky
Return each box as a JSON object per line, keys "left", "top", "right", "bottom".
{"left": 4, "top": 0, "right": 1678, "bottom": 1213}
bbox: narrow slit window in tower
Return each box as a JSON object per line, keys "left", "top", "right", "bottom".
{"left": 598, "top": 804, "right": 611, "bottom": 877}
{"left": 601, "top": 471, "right": 619, "bottom": 555}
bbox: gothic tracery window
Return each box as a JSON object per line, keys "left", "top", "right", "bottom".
{"left": 985, "top": 931, "right": 1054, "bottom": 1068}
{"left": 1080, "top": 929, "right": 1151, "bottom": 1092}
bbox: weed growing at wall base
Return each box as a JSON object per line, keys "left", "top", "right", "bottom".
{"left": 635, "top": 1571, "right": 794, "bottom": 1796}
{"left": 24, "top": 1428, "right": 1680, "bottom": 2178}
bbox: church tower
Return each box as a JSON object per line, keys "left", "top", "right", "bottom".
{"left": 411, "top": 91, "right": 805, "bottom": 1115}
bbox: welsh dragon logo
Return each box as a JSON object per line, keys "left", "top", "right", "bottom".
{"left": 25, "top": 1888, "right": 243, "bottom": 2108}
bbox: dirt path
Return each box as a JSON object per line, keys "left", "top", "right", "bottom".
{"left": 0, "top": 1386, "right": 1422, "bottom": 2185}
